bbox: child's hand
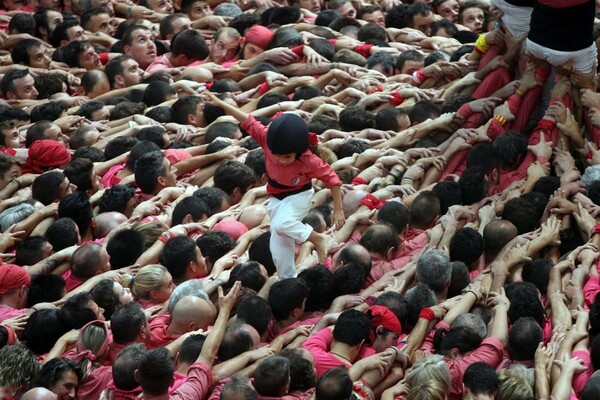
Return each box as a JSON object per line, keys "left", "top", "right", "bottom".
{"left": 333, "top": 208, "right": 346, "bottom": 230}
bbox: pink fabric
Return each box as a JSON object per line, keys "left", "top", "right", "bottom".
{"left": 244, "top": 25, "right": 273, "bottom": 50}
{"left": 583, "top": 274, "right": 600, "bottom": 306}
{"left": 165, "top": 148, "right": 192, "bottom": 165}
{"left": 571, "top": 350, "right": 591, "bottom": 396}
{"left": 146, "top": 54, "right": 172, "bottom": 73}
{"left": 61, "top": 269, "right": 86, "bottom": 293}
{"left": 0, "top": 304, "right": 27, "bottom": 322}
{"left": 240, "top": 115, "right": 342, "bottom": 197}
{"left": 445, "top": 337, "right": 505, "bottom": 400}
{"left": 169, "top": 362, "right": 213, "bottom": 400}
{"left": 100, "top": 163, "right": 125, "bottom": 188}
{"left": 213, "top": 220, "right": 248, "bottom": 240}
{"left": 104, "top": 340, "right": 127, "bottom": 366}
{"left": 77, "top": 365, "right": 112, "bottom": 400}
{"left": 0, "top": 264, "right": 30, "bottom": 295}
{"left": 302, "top": 327, "right": 351, "bottom": 378}
{"left": 266, "top": 315, "right": 322, "bottom": 342}
{"left": 149, "top": 314, "right": 179, "bottom": 348}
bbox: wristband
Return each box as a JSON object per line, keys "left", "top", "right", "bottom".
{"left": 361, "top": 193, "right": 382, "bottom": 210}
{"left": 515, "top": 89, "right": 525, "bottom": 98}
{"left": 412, "top": 69, "right": 425, "bottom": 85}
{"left": 587, "top": 151, "right": 594, "bottom": 160}
{"left": 419, "top": 307, "right": 435, "bottom": 321}
{"left": 592, "top": 223, "right": 600, "bottom": 236}
{"left": 475, "top": 34, "right": 490, "bottom": 54}
{"left": 158, "top": 230, "right": 175, "bottom": 244}
{"left": 127, "top": 6, "right": 133, "bottom": 16}
{"left": 390, "top": 92, "right": 405, "bottom": 106}
{"left": 537, "top": 157, "right": 549, "bottom": 164}
{"left": 493, "top": 114, "right": 507, "bottom": 125}
{"left": 352, "top": 176, "right": 368, "bottom": 185}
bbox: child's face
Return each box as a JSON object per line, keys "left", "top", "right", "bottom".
{"left": 275, "top": 153, "right": 296, "bottom": 165}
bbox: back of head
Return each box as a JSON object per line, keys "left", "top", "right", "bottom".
{"left": 333, "top": 262, "right": 366, "bottom": 295}
{"left": 496, "top": 368, "right": 534, "bottom": 400}
{"left": 502, "top": 198, "right": 538, "bottom": 234}
{"left": 268, "top": 278, "right": 309, "bottom": 321}
{"left": 449, "top": 227, "right": 484, "bottom": 265}
{"left": 45, "top": 218, "right": 79, "bottom": 251}
{"left": 58, "top": 191, "right": 93, "bottom": 237}
{"left": 315, "top": 367, "right": 352, "bottom": 400}
{"left": 522, "top": 258, "right": 553, "bottom": 295}
{"left": 448, "top": 261, "right": 470, "bottom": 298}
{"left": 298, "top": 265, "right": 334, "bottom": 312}
{"left": 111, "top": 302, "right": 147, "bottom": 344}
{"left": 508, "top": 317, "right": 542, "bottom": 361}
{"left": 377, "top": 201, "right": 409, "bottom": 233}
{"left": 70, "top": 243, "right": 104, "bottom": 279}
{"left": 410, "top": 191, "right": 441, "bottom": 229}
{"left": 59, "top": 292, "right": 97, "bottom": 329}
{"left": 254, "top": 356, "right": 290, "bottom": 397}
{"left": 459, "top": 166, "right": 488, "bottom": 205}
{"left": 32, "top": 171, "right": 65, "bottom": 206}
{"left": 463, "top": 361, "right": 497, "bottom": 397}
{"left": 25, "top": 309, "right": 66, "bottom": 355}
{"left": 416, "top": 250, "right": 451, "bottom": 293}
{"left": 138, "top": 347, "right": 174, "bottom": 397}
{"left": 433, "top": 325, "right": 482, "bottom": 356}
{"left": 581, "top": 373, "right": 600, "bottom": 400}
{"left": 113, "top": 343, "right": 146, "bottom": 390}
{"left": 359, "top": 223, "right": 400, "bottom": 258}
{"left": 236, "top": 295, "right": 273, "bottom": 337}
{"left": 333, "top": 309, "right": 371, "bottom": 346}
{"left": 483, "top": 220, "right": 517, "bottom": 257}
{"left": 221, "top": 375, "right": 258, "bottom": 400}
{"left": 505, "top": 281, "right": 545, "bottom": 326}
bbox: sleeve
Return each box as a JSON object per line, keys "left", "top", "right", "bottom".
{"left": 169, "top": 362, "right": 213, "bottom": 400}
{"left": 353, "top": 44, "right": 374, "bottom": 58}
{"left": 572, "top": 350, "right": 592, "bottom": 395}
{"left": 303, "top": 327, "right": 333, "bottom": 352}
{"left": 583, "top": 274, "right": 600, "bottom": 306}
{"left": 240, "top": 114, "right": 268, "bottom": 147}
{"left": 291, "top": 45, "right": 305, "bottom": 58}
{"left": 457, "top": 337, "right": 505, "bottom": 369}
{"left": 306, "top": 155, "right": 342, "bottom": 188}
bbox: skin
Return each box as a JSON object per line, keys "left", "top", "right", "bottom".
{"left": 436, "top": 0, "right": 459, "bottom": 22}
{"left": 151, "top": 271, "right": 175, "bottom": 303}
{"left": 48, "top": 370, "right": 78, "bottom": 400}
{"left": 412, "top": 11, "right": 434, "bottom": 36}
{"left": 27, "top": 45, "right": 52, "bottom": 69}
{"left": 2, "top": 125, "right": 21, "bottom": 148}
{"left": 209, "top": 33, "right": 241, "bottom": 65}
{"left": 187, "top": 0, "right": 212, "bottom": 21}
{"left": 166, "top": 16, "right": 192, "bottom": 40}
{"left": 124, "top": 28, "right": 157, "bottom": 70}
{"left": 335, "top": 2, "right": 356, "bottom": 18}
{"left": 113, "top": 281, "right": 134, "bottom": 304}
{"left": 87, "top": 300, "right": 106, "bottom": 321}
{"left": 66, "top": 25, "right": 88, "bottom": 43}
{"left": 0, "top": 163, "right": 21, "bottom": 188}
{"left": 401, "top": 60, "right": 424, "bottom": 75}
{"left": 117, "top": 58, "right": 144, "bottom": 87}
{"left": 147, "top": 0, "right": 174, "bottom": 14}
{"left": 78, "top": 44, "right": 102, "bottom": 70}
{"left": 361, "top": 10, "right": 385, "bottom": 27}
{"left": 88, "top": 13, "right": 115, "bottom": 36}
{"left": 298, "top": 0, "right": 320, "bottom": 13}
{"left": 460, "top": 7, "right": 485, "bottom": 33}
{"left": 8, "top": 74, "right": 38, "bottom": 100}
{"left": 59, "top": 177, "right": 77, "bottom": 198}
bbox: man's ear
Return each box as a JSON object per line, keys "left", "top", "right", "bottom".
{"left": 5, "top": 91, "right": 16, "bottom": 100}
{"left": 386, "top": 246, "right": 395, "bottom": 261}
{"left": 138, "top": 324, "right": 148, "bottom": 340}
{"left": 449, "top": 347, "right": 460, "bottom": 359}
{"left": 157, "top": 175, "right": 167, "bottom": 187}
{"left": 134, "top": 369, "right": 140, "bottom": 383}
{"left": 183, "top": 213, "right": 193, "bottom": 224}
{"left": 123, "top": 45, "right": 132, "bottom": 56}
{"left": 114, "top": 74, "right": 125, "bottom": 88}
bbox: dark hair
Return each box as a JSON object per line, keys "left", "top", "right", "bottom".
{"left": 34, "top": 73, "right": 65, "bottom": 99}
{"left": 64, "top": 157, "right": 95, "bottom": 193}
{"left": 142, "top": 81, "right": 177, "bottom": 107}
{"left": 1, "top": 68, "right": 30, "bottom": 98}
{"left": 522, "top": 258, "right": 553, "bottom": 295}
{"left": 502, "top": 198, "right": 538, "bottom": 235}
{"left": 104, "top": 137, "right": 138, "bottom": 161}
{"left": 466, "top": 143, "right": 500, "bottom": 175}
{"left": 193, "top": 186, "right": 230, "bottom": 216}
{"left": 218, "top": 319, "right": 255, "bottom": 361}
{"left": 58, "top": 191, "right": 93, "bottom": 236}
{"left": 432, "top": 19, "right": 458, "bottom": 37}
{"left": 333, "top": 262, "right": 365, "bottom": 296}
{"left": 339, "top": 107, "right": 375, "bottom": 132}
{"left": 463, "top": 362, "right": 497, "bottom": 395}
{"left": 410, "top": 191, "right": 441, "bottom": 229}
{"left": 268, "top": 278, "right": 309, "bottom": 321}
{"left": 98, "top": 184, "right": 136, "bottom": 214}
{"left": 365, "top": 51, "right": 396, "bottom": 75}
{"left": 375, "top": 107, "right": 408, "bottom": 132}
{"left": 73, "top": 146, "right": 105, "bottom": 162}
{"left": 45, "top": 218, "right": 79, "bottom": 251}
{"left": 459, "top": 166, "right": 488, "bottom": 205}
{"left": 16, "top": 235, "right": 50, "bottom": 267}
{"left": 254, "top": 356, "right": 291, "bottom": 397}
{"left": 236, "top": 295, "right": 273, "bottom": 336}
{"left": 280, "top": 348, "right": 317, "bottom": 391}
{"left": 508, "top": 317, "right": 543, "bottom": 361}
{"left": 374, "top": 292, "right": 409, "bottom": 329}
{"left": 172, "top": 196, "right": 209, "bottom": 226}
{"left": 377, "top": 201, "right": 410, "bottom": 233}
{"left": 11, "top": 38, "right": 42, "bottom": 66}
{"left": 298, "top": 265, "right": 335, "bottom": 311}
{"left": 449, "top": 227, "right": 484, "bottom": 265}
{"left": 171, "top": 95, "right": 203, "bottom": 125}
{"left": 159, "top": 236, "right": 197, "bottom": 281}
{"left": 9, "top": 13, "right": 36, "bottom": 35}
{"left": 220, "top": 376, "right": 258, "bottom": 400}
{"left": 431, "top": 181, "right": 462, "bottom": 215}
{"left": 32, "top": 358, "right": 81, "bottom": 391}
{"left": 196, "top": 230, "right": 235, "bottom": 264}
{"left": 505, "top": 281, "right": 545, "bottom": 326}
{"left": 106, "top": 229, "right": 145, "bottom": 270}
{"left": 315, "top": 367, "right": 352, "bottom": 400}
{"left": 137, "top": 347, "right": 174, "bottom": 396}
{"left": 134, "top": 151, "right": 166, "bottom": 194}
{"left": 111, "top": 302, "right": 147, "bottom": 344}
{"left": 227, "top": 261, "right": 267, "bottom": 292}
{"left": 396, "top": 49, "right": 423, "bottom": 71}
{"left": 448, "top": 261, "right": 470, "bottom": 298}
{"left": 178, "top": 334, "right": 206, "bottom": 366}
{"left": 213, "top": 160, "right": 256, "bottom": 197}
{"left": 248, "top": 232, "right": 275, "bottom": 276}
{"left": 90, "top": 279, "right": 121, "bottom": 320}
{"left": 256, "top": 92, "right": 288, "bottom": 110}
{"left": 333, "top": 309, "right": 371, "bottom": 345}
{"left": 433, "top": 326, "right": 482, "bottom": 356}
{"left": 27, "top": 274, "right": 65, "bottom": 307}
{"left": 492, "top": 132, "right": 528, "bottom": 169}
{"left": 25, "top": 309, "right": 66, "bottom": 354}
{"left": 112, "top": 343, "right": 146, "bottom": 390}
{"left": 59, "top": 292, "right": 98, "bottom": 329}
{"left": 76, "top": 100, "right": 106, "bottom": 121}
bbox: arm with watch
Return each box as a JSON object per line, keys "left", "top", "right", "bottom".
{"left": 135, "top": 222, "right": 206, "bottom": 266}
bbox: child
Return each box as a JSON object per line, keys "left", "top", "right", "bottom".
{"left": 204, "top": 93, "right": 345, "bottom": 279}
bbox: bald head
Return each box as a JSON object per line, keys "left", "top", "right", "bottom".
{"left": 21, "top": 388, "right": 58, "bottom": 400}
{"left": 483, "top": 219, "right": 518, "bottom": 257}
{"left": 171, "top": 295, "right": 216, "bottom": 331}
{"left": 94, "top": 211, "right": 128, "bottom": 238}
{"left": 239, "top": 205, "right": 267, "bottom": 229}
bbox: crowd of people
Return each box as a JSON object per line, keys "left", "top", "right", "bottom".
{"left": 0, "top": 0, "right": 599, "bottom": 399}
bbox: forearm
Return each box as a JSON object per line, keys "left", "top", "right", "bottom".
{"left": 212, "top": 352, "right": 251, "bottom": 382}
{"left": 94, "top": 151, "right": 129, "bottom": 176}
{"left": 188, "top": 162, "right": 221, "bottom": 186}
{"left": 489, "top": 306, "right": 509, "bottom": 345}
{"left": 135, "top": 241, "right": 165, "bottom": 266}
{"left": 551, "top": 369, "right": 576, "bottom": 400}
{"left": 278, "top": 63, "right": 330, "bottom": 76}
{"left": 404, "top": 318, "right": 432, "bottom": 356}
{"left": 443, "top": 293, "right": 476, "bottom": 325}
{"left": 0, "top": 179, "right": 19, "bottom": 200}
{"left": 13, "top": 211, "right": 52, "bottom": 239}
{"left": 198, "top": 306, "right": 232, "bottom": 366}
{"left": 549, "top": 293, "right": 572, "bottom": 330}
{"left": 174, "top": 153, "right": 222, "bottom": 177}
{"left": 535, "top": 363, "right": 550, "bottom": 400}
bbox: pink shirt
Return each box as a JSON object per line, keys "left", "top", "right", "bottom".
{"left": 266, "top": 315, "right": 322, "bottom": 342}
{"left": 146, "top": 53, "right": 174, "bottom": 73}
{"left": 0, "top": 304, "right": 27, "bottom": 322}
{"left": 61, "top": 269, "right": 85, "bottom": 292}
{"left": 302, "top": 328, "right": 351, "bottom": 378}
{"left": 100, "top": 163, "right": 125, "bottom": 188}
{"left": 77, "top": 365, "right": 112, "bottom": 400}
{"left": 149, "top": 314, "right": 179, "bottom": 348}
{"left": 169, "top": 362, "right": 212, "bottom": 400}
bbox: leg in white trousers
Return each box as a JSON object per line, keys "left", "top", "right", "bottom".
{"left": 267, "top": 189, "right": 314, "bottom": 280}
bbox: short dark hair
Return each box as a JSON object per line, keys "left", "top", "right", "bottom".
{"left": 333, "top": 309, "right": 371, "bottom": 345}
{"left": 463, "top": 362, "right": 497, "bottom": 395}
{"left": 236, "top": 295, "right": 273, "bottom": 336}
{"left": 27, "top": 273, "right": 65, "bottom": 307}
{"left": 298, "top": 265, "right": 335, "bottom": 312}
{"left": 508, "top": 317, "right": 543, "bottom": 361}
{"left": 134, "top": 151, "right": 166, "bottom": 194}
{"left": 106, "top": 229, "right": 146, "bottom": 270}
{"left": 16, "top": 235, "right": 50, "bottom": 266}
{"left": 111, "top": 302, "right": 147, "bottom": 344}
{"left": 449, "top": 227, "right": 485, "bottom": 265}
{"left": 254, "top": 356, "right": 290, "bottom": 397}
{"left": 98, "top": 184, "right": 136, "bottom": 214}
{"left": 32, "top": 358, "right": 81, "bottom": 390}
{"left": 59, "top": 292, "right": 98, "bottom": 329}
{"left": 45, "top": 217, "right": 79, "bottom": 251}
{"left": 268, "top": 278, "right": 309, "bottom": 321}
{"left": 138, "top": 347, "right": 174, "bottom": 396}
{"left": 159, "top": 236, "right": 198, "bottom": 281}
{"left": 213, "top": 160, "right": 256, "bottom": 197}
{"left": 1, "top": 68, "right": 30, "bottom": 97}
{"left": 171, "top": 95, "right": 203, "bottom": 125}
{"left": 58, "top": 191, "right": 93, "bottom": 236}
{"left": 11, "top": 38, "right": 43, "bottom": 66}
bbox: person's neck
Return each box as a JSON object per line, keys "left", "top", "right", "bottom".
{"left": 167, "top": 321, "right": 187, "bottom": 337}
{"left": 81, "top": 230, "right": 93, "bottom": 243}
{"left": 0, "top": 295, "right": 21, "bottom": 309}
{"left": 330, "top": 342, "right": 359, "bottom": 363}
{"left": 175, "top": 362, "right": 191, "bottom": 375}
{"left": 435, "top": 288, "right": 448, "bottom": 303}
{"left": 275, "top": 315, "right": 300, "bottom": 331}
{"left": 141, "top": 391, "right": 169, "bottom": 400}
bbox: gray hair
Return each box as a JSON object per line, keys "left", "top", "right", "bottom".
{"left": 582, "top": 165, "right": 600, "bottom": 187}
{"left": 451, "top": 313, "right": 487, "bottom": 340}
{"left": 167, "top": 279, "right": 208, "bottom": 315}
{"left": 0, "top": 203, "right": 36, "bottom": 232}
{"left": 416, "top": 250, "right": 452, "bottom": 293}
{"left": 214, "top": 3, "right": 242, "bottom": 17}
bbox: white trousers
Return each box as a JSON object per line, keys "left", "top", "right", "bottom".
{"left": 526, "top": 39, "right": 598, "bottom": 73}
{"left": 491, "top": 0, "right": 532, "bottom": 39}
{"left": 267, "top": 189, "right": 314, "bottom": 280}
